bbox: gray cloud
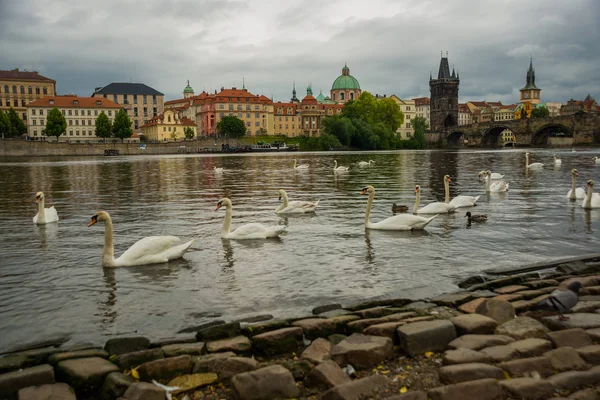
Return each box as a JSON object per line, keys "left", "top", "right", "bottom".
{"left": 0, "top": 0, "right": 598, "bottom": 103}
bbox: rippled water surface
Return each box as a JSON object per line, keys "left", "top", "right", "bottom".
{"left": 1, "top": 148, "right": 599, "bottom": 351}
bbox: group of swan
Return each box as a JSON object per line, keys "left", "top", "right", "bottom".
{"left": 33, "top": 192, "right": 59, "bottom": 224}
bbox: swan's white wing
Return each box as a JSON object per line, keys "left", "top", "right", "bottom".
{"left": 448, "top": 195, "right": 480, "bottom": 208}
{"left": 277, "top": 200, "right": 319, "bottom": 213}
{"left": 33, "top": 213, "right": 39, "bottom": 224}
{"left": 369, "top": 214, "right": 437, "bottom": 230}
{"left": 490, "top": 173, "right": 505, "bottom": 180}
{"left": 567, "top": 188, "right": 586, "bottom": 199}
{"left": 116, "top": 236, "right": 182, "bottom": 266}
{"left": 490, "top": 180, "right": 509, "bottom": 192}
{"left": 227, "top": 223, "right": 278, "bottom": 239}
{"left": 46, "top": 206, "right": 59, "bottom": 222}
{"left": 416, "top": 202, "right": 454, "bottom": 214}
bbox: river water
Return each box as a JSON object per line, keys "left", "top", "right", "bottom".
{"left": 0, "top": 148, "right": 599, "bottom": 351}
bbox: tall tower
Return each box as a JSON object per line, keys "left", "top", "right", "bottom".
{"left": 290, "top": 82, "right": 299, "bottom": 103}
{"left": 519, "top": 58, "right": 541, "bottom": 104}
{"left": 429, "top": 53, "right": 460, "bottom": 133}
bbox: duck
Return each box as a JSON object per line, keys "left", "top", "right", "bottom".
{"left": 33, "top": 191, "right": 59, "bottom": 224}
{"left": 88, "top": 211, "right": 193, "bottom": 267}
{"left": 333, "top": 160, "right": 350, "bottom": 172}
{"left": 358, "top": 160, "right": 374, "bottom": 167}
{"left": 391, "top": 203, "right": 409, "bottom": 213}
{"left": 446, "top": 175, "right": 480, "bottom": 208}
{"left": 566, "top": 169, "right": 586, "bottom": 200}
{"left": 214, "top": 166, "right": 224, "bottom": 173}
{"left": 275, "top": 189, "right": 319, "bottom": 213}
{"left": 525, "top": 152, "right": 544, "bottom": 170}
{"left": 216, "top": 198, "right": 286, "bottom": 239}
{"left": 465, "top": 211, "right": 487, "bottom": 223}
{"left": 294, "top": 159, "right": 309, "bottom": 169}
{"left": 554, "top": 154, "right": 562, "bottom": 166}
{"left": 361, "top": 186, "right": 437, "bottom": 230}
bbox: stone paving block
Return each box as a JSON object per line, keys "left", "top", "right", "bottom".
{"left": 475, "top": 299, "right": 516, "bottom": 324}
{"left": 354, "top": 306, "right": 392, "bottom": 319}
{"left": 161, "top": 342, "right": 206, "bottom": 357}
{"left": 104, "top": 337, "right": 150, "bottom": 356}
{"left": 543, "top": 313, "right": 600, "bottom": 331}
{"left": 252, "top": 327, "right": 303, "bottom": 356}
{"left": 304, "top": 359, "right": 351, "bottom": 389}
{"left": 292, "top": 318, "right": 336, "bottom": 340}
{"left": 431, "top": 292, "right": 474, "bottom": 307}
{"left": 442, "top": 348, "right": 491, "bottom": 365}
{"left": 567, "top": 388, "right": 600, "bottom": 400}
{"left": 507, "top": 338, "right": 553, "bottom": 357}
{"left": 587, "top": 328, "right": 600, "bottom": 342}
{"left": 493, "top": 293, "right": 524, "bottom": 302}
{"left": 347, "top": 318, "right": 389, "bottom": 333}
{"left": 99, "top": 372, "right": 135, "bottom": 400}
{"left": 137, "top": 355, "right": 192, "bottom": 384}
{"left": 192, "top": 352, "right": 236, "bottom": 373}
{"left": 328, "top": 315, "right": 361, "bottom": 333}
{"left": 55, "top": 357, "right": 119, "bottom": 395}
{"left": 48, "top": 349, "right": 109, "bottom": 365}
{"left": 577, "top": 344, "right": 600, "bottom": 364}
{"left": 313, "top": 304, "right": 342, "bottom": 315}
{"left": 114, "top": 348, "right": 164, "bottom": 370}
{"left": 363, "top": 321, "right": 405, "bottom": 341}
{"left": 211, "top": 356, "right": 258, "bottom": 379}
{"left": 496, "top": 317, "right": 549, "bottom": 339}
{"left": 495, "top": 285, "right": 529, "bottom": 294}
{"left": 231, "top": 365, "right": 299, "bottom": 400}
{"left": 498, "top": 377, "right": 555, "bottom": 400}
{"left": 448, "top": 334, "right": 514, "bottom": 351}
{"left": 439, "top": 362, "right": 504, "bottom": 384}
{"left": 544, "top": 346, "right": 588, "bottom": 371}
{"left": 480, "top": 345, "right": 519, "bottom": 362}
{"left": 331, "top": 333, "right": 393, "bottom": 368}
{"left": 427, "top": 378, "right": 506, "bottom": 400}
{"left": 397, "top": 320, "right": 456, "bottom": 357}
{"left": 0, "top": 364, "right": 55, "bottom": 399}
{"left": 196, "top": 322, "right": 241, "bottom": 341}
{"left": 301, "top": 338, "right": 332, "bottom": 365}
{"left": 458, "top": 298, "right": 486, "bottom": 314}
{"left": 206, "top": 336, "right": 251, "bottom": 353}
{"left": 547, "top": 366, "right": 600, "bottom": 390}
{"left": 498, "top": 356, "right": 554, "bottom": 377}
{"left": 547, "top": 328, "right": 593, "bottom": 348}
{"left": 322, "top": 374, "right": 389, "bottom": 400}
{"left": 122, "top": 382, "right": 165, "bottom": 400}
{"left": 451, "top": 314, "right": 498, "bottom": 335}
{"left": 17, "top": 383, "right": 76, "bottom": 400}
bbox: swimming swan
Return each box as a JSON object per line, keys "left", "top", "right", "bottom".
{"left": 333, "top": 160, "right": 350, "bottom": 172}
{"left": 526, "top": 152, "right": 544, "bottom": 170}
{"left": 294, "top": 159, "right": 309, "bottom": 169}
{"left": 33, "top": 192, "right": 59, "bottom": 224}
{"left": 446, "top": 175, "right": 480, "bottom": 208}
{"left": 567, "top": 169, "right": 586, "bottom": 200}
{"left": 275, "top": 189, "right": 319, "bottom": 214}
{"left": 581, "top": 180, "right": 600, "bottom": 209}
{"left": 216, "top": 198, "right": 285, "bottom": 239}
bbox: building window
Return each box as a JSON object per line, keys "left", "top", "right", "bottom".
{"left": 246, "top": 113, "right": 250, "bottom": 118}
{"left": 238, "top": 113, "right": 242, "bottom": 118}
{"left": 219, "top": 104, "right": 224, "bottom": 109}
{"left": 94, "top": 110, "right": 98, "bottom": 116}
{"left": 88, "top": 119, "right": 92, "bottom": 125}
{"left": 33, "top": 131, "right": 37, "bottom": 136}
{"left": 33, "top": 120, "right": 36, "bottom": 125}
{"left": 255, "top": 113, "right": 259, "bottom": 118}
{"left": 32, "top": 109, "right": 36, "bottom": 115}
{"left": 406, "top": 123, "right": 410, "bottom": 128}
{"left": 113, "top": 94, "right": 118, "bottom": 103}
{"left": 407, "top": 115, "right": 411, "bottom": 120}
{"left": 152, "top": 95, "right": 156, "bottom": 104}
{"left": 134, "top": 107, "right": 138, "bottom": 117}
{"left": 143, "top": 95, "right": 147, "bottom": 104}
{"left": 28, "top": 86, "right": 32, "bottom": 94}
{"left": 3, "top": 85, "right": 7, "bottom": 93}
{"left": 350, "top": 93, "right": 354, "bottom": 100}
{"left": 13, "top": 99, "right": 17, "bottom": 106}
{"left": 43, "top": 87, "right": 47, "bottom": 95}
{"left": 123, "top": 94, "right": 128, "bottom": 104}
{"left": 12, "top": 85, "right": 17, "bottom": 94}
{"left": 153, "top": 107, "right": 157, "bottom": 116}
{"left": 143, "top": 107, "right": 147, "bottom": 117}
{"left": 108, "top": 110, "right": 112, "bottom": 116}
{"left": 74, "top": 110, "right": 78, "bottom": 116}
{"left": 19, "top": 86, "right": 24, "bottom": 94}
{"left": 163, "top": 127, "right": 166, "bottom": 132}
{"left": 134, "top": 121, "right": 138, "bottom": 129}
{"left": 35, "top": 87, "right": 40, "bottom": 95}
{"left": 255, "top": 105, "right": 259, "bottom": 110}
{"left": 228, "top": 105, "right": 233, "bottom": 110}
{"left": 75, "top": 120, "right": 79, "bottom": 125}
{"left": 168, "top": 127, "right": 171, "bottom": 132}
{"left": 68, "top": 120, "right": 72, "bottom": 125}
{"left": 246, "top": 122, "right": 250, "bottom": 127}
{"left": 69, "top": 131, "right": 73, "bottom": 136}
{"left": 133, "top": 94, "right": 137, "bottom": 104}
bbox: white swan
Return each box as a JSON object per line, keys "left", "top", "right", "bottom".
{"left": 216, "top": 198, "right": 285, "bottom": 239}
{"left": 594, "top": 157, "right": 600, "bottom": 165}
{"left": 333, "top": 160, "right": 349, "bottom": 172}
{"left": 214, "top": 166, "right": 224, "bottom": 173}
{"left": 294, "top": 159, "right": 309, "bottom": 169}
{"left": 554, "top": 154, "right": 562, "bottom": 166}
{"left": 478, "top": 171, "right": 504, "bottom": 180}
{"left": 567, "top": 169, "right": 586, "bottom": 200}
{"left": 446, "top": 175, "right": 480, "bottom": 208}
{"left": 581, "top": 180, "right": 600, "bottom": 209}
{"left": 88, "top": 211, "right": 193, "bottom": 267}
{"left": 358, "top": 160, "right": 374, "bottom": 167}
{"left": 413, "top": 183, "right": 455, "bottom": 214}
{"left": 484, "top": 171, "right": 509, "bottom": 192}
{"left": 525, "top": 152, "right": 544, "bottom": 170}
{"left": 33, "top": 192, "right": 59, "bottom": 224}
{"left": 275, "top": 189, "right": 319, "bottom": 214}
{"left": 360, "top": 186, "right": 437, "bottom": 230}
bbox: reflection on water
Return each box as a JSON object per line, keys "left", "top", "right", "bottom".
{"left": 0, "top": 148, "right": 599, "bottom": 351}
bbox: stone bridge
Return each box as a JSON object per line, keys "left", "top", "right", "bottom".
{"left": 426, "top": 113, "right": 600, "bottom": 147}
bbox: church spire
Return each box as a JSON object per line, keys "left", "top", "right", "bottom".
{"left": 290, "top": 82, "right": 299, "bottom": 103}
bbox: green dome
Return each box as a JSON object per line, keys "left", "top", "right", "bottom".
{"left": 316, "top": 90, "right": 326, "bottom": 102}
{"left": 331, "top": 65, "right": 360, "bottom": 90}
{"left": 184, "top": 80, "right": 194, "bottom": 93}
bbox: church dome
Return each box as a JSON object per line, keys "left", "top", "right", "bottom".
{"left": 331, "top": 64, "right": 360, "bottom": 90}
{"left": 316, "top": 90, "right": 326, "bottom": 102}
{"left": 183, "top": 80, "right": 194, "bottom": 94}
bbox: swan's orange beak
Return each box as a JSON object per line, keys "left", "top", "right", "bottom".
{"left": 415, "top": 188, "right": 419, "bottom": 193}
{"left": 447, "top": 177, "right": 452, "bottom": 182}
{"left": 360, "top": 189, "right": 367, "bottom": 195}
{"left": 35, "top": 198, "right": 40, "bottom": 204}
{"left": 88, "top": 220, "right": 97, "bottom": 227}
{"left": 215, "top": 204, "right": 222, "bottom": 211}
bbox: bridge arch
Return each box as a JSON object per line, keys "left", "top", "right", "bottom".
{"left": 447, "top": 130, "right": 464, "bottom": 147}
{"left": 532, "top": 123, "right": 572, "bottom": 145}
{"left": 482, "top": 125, "right": 515, "bottom": 147}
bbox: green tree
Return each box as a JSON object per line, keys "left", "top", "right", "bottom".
{"left": 322, "top": 115, "right": 355, "bottom": 146}
{"left": 44, "top": 107, "right": 67, "bottom": 139}
{"left": 217, "top": 115, "right": 246, "bottom": 138}
{"left": 531, "top": 106, "right": 550, "bottom": 118}
{"left": 375, "top": 97, "right": 404, "bottom": 132}
{"left": 112, "top": 109, "right": 133, "bottom": 139}
{"left": 184, "top": 126, "right": 195, "bottom": 140}
{"left": 95, "top": 111, "right": 112, "bottom": 138}
{"left": 411, "top": 116, "right": 428, "bottom": 149}
{"left": 0, "top": 109, "right": 11, "bottom": 137}
{"left": 6, "top": 108, "right": 26, "bottom": 137}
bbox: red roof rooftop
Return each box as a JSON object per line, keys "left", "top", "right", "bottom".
{"left": 27, "top": 95, "right": 120, "bottom": 108}
{"left": 0, "top": 69, "right": 55, "bottom": 82}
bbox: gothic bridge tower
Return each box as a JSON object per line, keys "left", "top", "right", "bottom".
{"left": 429, "top": 53, "right": 460, "bottom": 133}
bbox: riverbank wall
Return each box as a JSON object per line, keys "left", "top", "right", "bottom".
{"left": 1, "top": 254, "right": 600, "bottom": 399}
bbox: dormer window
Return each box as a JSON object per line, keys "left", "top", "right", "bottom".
{"left": 74, "top": 100, "right": 79, "bottom": 105}
{"left": 96, "top": 101, "right": 101, "bottom": 105}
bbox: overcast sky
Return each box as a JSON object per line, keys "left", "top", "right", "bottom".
{"left": 1, "top": 0, "right": 598, "bottom": 104}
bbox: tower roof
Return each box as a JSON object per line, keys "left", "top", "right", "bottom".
{"left": 316, "top": 89, "right": 326, "bottom": 102}
{"left": 332, "top": 64, "right": 361, "bottom": 90}
{"left": 183, "top": 80, "right": 194, "bottom": 93}
{"left": 521, "top": 58, "right": 539, "bottom": 90}
{"left": 438, "top": 57, "right": 451, "bottom": 79}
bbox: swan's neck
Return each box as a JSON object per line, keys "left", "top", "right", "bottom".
{"left": 294, "top": 160, "right": 297, "bottom": 168}
{"left": 365, "top": 191, "right": 374, "bottom": 227}
{"left": 222, "top": 204, "right": 233, "bottom": 236}
{"left": 570, "top": 175, "right": 577, "bottom": 200}
{"left": 525, "top": 154, "right": 529, "bottom": 168}
{"left": 276, "top": 192, "right": 289, "bottom": 212}
{"left": 413, "top": 190, "right": 420, "bottom": 214}
{"left": 485, "top": 176, "right": 491, "bottom": 193}
{"left": 37, "top": 198, "right": 46, "bottom": 222}
{"left": 584, "top": 186, "right": 593, "bottom": 208}
{"left": 333, "top": 161, "right": 337, "bottom": 171}
{"left": 103, "top": 217, "right": 116, "bottom": 267}
{"left": 444, "top": 179, "right": 450, "bottom": 203}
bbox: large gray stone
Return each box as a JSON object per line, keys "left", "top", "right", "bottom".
{"left": 231, "top": 365, "right": 299, "bottom": 400}
{"left": 304, "top": 359, "right": 351, "bottom": 389}
{"left": 346, "top": 318, "right": 389, "bottom": 334}
{"left": 104, "top": 337, "right": 150, "bottom": 356}
{"left": 438, "top": 362, "right": 505, "bottom": 384}
{"left": 354, "top": 306, "right": 393, "bottom": 319}
{"left": 572, "top": 300, "right": 600, "bottom": 313}
{"left": 319, "top": 309, "right": 353, "bottom": 318}
{"left": 543, "top": 313, "right": 600, "bottom": 330}
{"left": 206, "top": 336, "right": 251, "bottom": 353}
{"left": 328, "top": 315, "right": 361, "bottom": 333}
{"left": 448, "top": 334, "right": 513, "bottom": 351}
{"left": 55, "top": 357, "right": 119, "bottom": 395}
{"left": 122, "top": 382, "right": 165, "bottom": 400}
{"left": 233, "top": 314, "right": 274, "bottom": 324}
{"left": 292, "top": 318, "right": 336, "bottom": 340}
{"left": 431, "top": 292, "right": 474, "bottom": 307}
{"left": 442, "top": 348, "right": 491, "bottom": 365}
{"left": 137, "top": 355, "right": 192, "bottom": 384}
{"left": 240, "top": 319, "right": 290, "bottom": 337}
{"left": 313, "top": 304, "right": 342, "bottom": 315}
{"left": 301, "top": 338, "right": 332, "bottom": 364}
{"left": 547, "top": 366, "right": 600, "bottom": 390}
{"left": 178, "top": 320, "right": 226, "bottom": 334}
{"left": 363, "top": 321, "right": 405, "bottom": 341}
{"left": 252, "top": 327, "right": 303, "bottom": 356}
{"left": 498, "top": 377, "right": 555, "bottom": 400}
{"left": 498, "top": 356, "right": 554, "bottom": 377}
{"left": 17, "top": 383, "right": 76, "bottom": 400}
{"left": 544, "top": 346, "right": 587, "bottom": 371}
{"left": 567, "top": 388, "right": 600, "bottom": 400}
{"left": 450, "top": 314, "right": 498, "bottom": 335}
{"left": 494, "top": 284, "right": 529, "bottom": 294}
{"left": 587, "top": 328, "right": 600, "bottom": 342}
{"left": 397, "top": 320, "right": 457, "bottom": 357}
{"left": 427, "top": 378, "right": 506, "bottom": 400}
{"left": 0, "top": 348, "right": 60, "bottom": 374}
{"left": 479, "top": 345, "right": 519, "bottom": 362}
{"left": 114, "top": 348, "right": 164, "bottom": 370}
{"left": 99, "top": 372, "right": 135, "bottom": 400}
{"left": 577, "top": 344, "right": 600, "bottom": 364}
{"left": 331, "top": 333, "right": 393, "bottom": 368}
{"left": 322, "top": 374, "right": 389, "bottom": 400}
{"left": 495, "top": 317, "right": 549, "bottom": 339}
{"left": 475, "top": 299, "right": 515, "bottom": 324}
{"left": 196, "top": 322, "right": 241, "bottom": 341}
{"left": 508, "top": 338, "right": 553, "bottom": 357}
{"left": 161, "top": 342, "right": 205, "bottom": 357}
{"left": 547, "top": 328, "right": 593, "bottom": 348}
{"left": 48, "top": 349, "right": 109, "bottom": 365}
{"left": 382, "top": 392, "right": 428, "bottom": 400}
{"left": 0, "top": 365, "right": 55, "bottom": 399}
{"left": 211, "top": 356, "right": 258, "bottom": 378}
{"left": 192, "top": 352, "right": 236, "bottom": 373}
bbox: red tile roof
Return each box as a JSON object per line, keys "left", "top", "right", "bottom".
{"left": 468, "top": 101, "right": 488, "bottom": 107}
{"left": 274, "top": 102, "right": 299, "bottom": 114}
{"left": 27, "top": 95, "right": 120, "bottom": 108}
{"left": 301, "top": 95, "right": 318, "bottom": 104}
{"left": 164, "top": 98, "right": 189, "bottom": 105}
{"left": 412, "top": 97, "right": 430, "bottom": 106}
{"left": 0, "top": 69, "right": 55, "bottom": 82}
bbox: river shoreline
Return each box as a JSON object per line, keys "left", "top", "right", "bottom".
{"left": 2, "top": 253, "right": 600, "bottom": 399}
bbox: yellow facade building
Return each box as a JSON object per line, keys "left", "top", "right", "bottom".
{"left": 390, "top": 96, "right": 416, "bottom": 139}
{"left": 139, "top": 109, "right": 197, "bottom": 141}
{"left": 0, "top": 69, "right": 56, "bottom": 125}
